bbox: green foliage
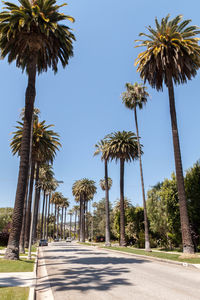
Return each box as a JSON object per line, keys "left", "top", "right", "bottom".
{"left": 185, "top": 161, "right": 200, "bottom": 249}
{"left": 121, "top": 82, "right": 149, "bottom": 110}
{"left": 10, "top": 119, "right": 61, "bottom": 163}
{"left": 0, "top": 0, "right": 75, "bottom": 73}
{"left": 92, "top": 198, "right": 114, "bottom": 238}
{"left": 147, "top": 174, "right": 181, "bottom": 248}
{"left": 0, "top": 207, "right": 13, "bottom": 232}
{"left": 135, "top": 14, "right": 200, "bottom": 90}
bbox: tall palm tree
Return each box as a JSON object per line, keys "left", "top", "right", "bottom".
{"left": 94, "top": 140, "right": 112, "bottom": 246}
{"left": 10, "top": 119, "right": 61, "bottom": 247}
{"left": 39, "top": 165, "right": 54, "bottom": 239}
{"left": 121, "top": 82, "right": 151, "bottom": 251}
{"left": 68, "top": 209, "right": 73, "bottom": 238}
{"left": 1, "top": 0, "right": 75, "bottom": 260}
{"left": 72, "top": 179, "right": 97, "bottom": 242}
{"left": 73, "top": 205, "right": 79, "bottom": 238}
{"left": 61, "top": 197, "right": 69, "bottom": 240}
{"left": 105, "top": 131, "right": 139, "bottom": 246}
{"left": 135, "top": 15, "right": 200, "bottom": 253}
{"left": 51, "top": 192, "right": 63, "bottom": 239}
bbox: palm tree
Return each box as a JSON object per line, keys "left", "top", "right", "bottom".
{"left": 72, "top": 179, "right": 97, "bottom": 242}
{"left": 135, "top": 15, "right": 200, "bottom": 253}
{"left": 61, "top": 198, "right": 69, "bottom": 240}
{"left": 51, "top": 192, "right": 63, "bottom": 239}
{"left": 73, "top": 205, "right": 79, "bottom": 238}
{"left": 10, "top": 119, "right": 61, "bottom": 248}
{"left": 68, "top": 209, "right": 73, "bottom": 238}
{"left": 105, "top": 131, "right": 140, "bottom": 246}
{"left": 94, "top": 140, "right": 112, "bottom": 246}
{"left": 1, "top": 0, "right": 75, "bottom": 260}
{"left": 121, "top": 82, "right": 151, "bottom": 251}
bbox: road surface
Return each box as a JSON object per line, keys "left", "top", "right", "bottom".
{"left": 36, "top": 241, "right": 200, "bottom": 300}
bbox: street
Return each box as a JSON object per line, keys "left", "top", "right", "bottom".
{"left": 36, "top": 241, "right": 200, "bottom": 300}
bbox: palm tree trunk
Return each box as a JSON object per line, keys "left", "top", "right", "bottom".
{"left": 80, "top": 197, "right": 85, "bottom": 242}
{"left": 61, "top": 207, "right": 64, "bottom": 239}
{"left": 105, "top": 159, "right": 111, "bottom": 246}
{"left": 33, "top": 186, "right": 41, "bottom": 241}
{"left": 32, "top": 163, "right": 40, "bottom": 242}
{"left": 85, "top": 202, "right": 88, "bottom": 240}
{"left": 69, "top": 214, "right": 72, "bottom": 238}
{"left": 134, "top": 107, "right": 151, "bottom": 251}
{"left": 43, "top": 194, "right": 48, "bottom": 239}
{"left": 19, "top": 183, "right": 29, "bottom": 253}
{"left": 75, "top": 211, "right": 77, "bottom": 238}
{"left": 40, "top": 190, "right": 46, "bottom": 239}
{"left": 46, "top": 193, "right": 51, "bottom": 240}
{"left": 167, "top": 74, "right": 194, "bottom": 254}
{"left": 53, "top": 204, "right": 57, "bottom": 239}
{"left": 5, "top": 57, "right": 36, "bottom": 260}
{"left": 64, "top": 207, "right": 67, "bottom": 239}
{"left": 57, "top": 206, "right": 60, "bottom": 239}
{"left": 24, "top": 161, "right": 35, "bottom": 248}
{"left": 120, "top": 158, "right": 126, "bottom": 246}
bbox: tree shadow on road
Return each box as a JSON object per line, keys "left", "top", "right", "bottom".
{"left": 37, "top": 254, "right": 149, "bottom": 293}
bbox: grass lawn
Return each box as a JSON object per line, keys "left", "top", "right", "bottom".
{"left": 0, "top": 287, "right": 29, "bottom": 300}
{"left": 103, "top": 246, "right": 200, "bottom": 264}
{"left": 0, "top": 259, "right": 35, "bottom": 272}
{"left": 0, "top": 246, "right": 6, "bottom": 250}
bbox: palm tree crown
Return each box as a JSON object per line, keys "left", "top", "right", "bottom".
{"left": 121, "top": 82, "right": 149, "bottom": 110}
{"left": 135, "top": 14, "right": 200, "bottom": 90}
{"left": 0, "top": 0, "right": 75, "bottom": 73}
{"left": 10, "top": 119, "right": 61, "bottom": 163}
{"left": 100, "top": 177, "right": 112, "bottom": 191}
{"left": 72, "top": 179, "right": 97, "bottom": 201}
{"left": 105, "top": 131, "right": 140, "bottom": 162}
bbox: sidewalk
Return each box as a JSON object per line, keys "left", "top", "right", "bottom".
{"left": 0, "top": 272, "right": 34, "bottom": 287}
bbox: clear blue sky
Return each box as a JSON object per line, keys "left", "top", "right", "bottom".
{"left": 1, "top": 0, "right": 200, "bottom": 220}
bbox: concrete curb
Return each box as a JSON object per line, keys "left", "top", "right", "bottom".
{"left": 37, "top": 247, "right": 54, "bottom": 300}
{"left": 83, "top": 244, "right": 200, "bottom": 270}
{"left": 28, "top": 247, "right": 38, "bottom": 300}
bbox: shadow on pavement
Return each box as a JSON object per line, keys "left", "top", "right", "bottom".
{"left": 37, "top": 245, "right": 149, "bottom": 293}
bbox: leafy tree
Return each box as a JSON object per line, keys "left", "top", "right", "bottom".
{"left": 0, "top": 208, "right": 13, "bottom": 232}
{"left": 1, "top": 0, "right": 75, "bottom": 260}
{"left": 185, "top": 161, "right": 200, "bottom": 250}
{"left": 121, "top": 82, "right": 151, "bottom": 251}
{"left": 135, "top": 14, "right": 200, "bottom": 253}
{"left": 105, "top": 131, "right": 139, "bottom": 246}
{"left": 147, "top": 175, "right": 181, "bottom": 248}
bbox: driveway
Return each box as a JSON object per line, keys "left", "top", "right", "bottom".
{"left": 36, "top": 241, "right": 200, "bottom": 300}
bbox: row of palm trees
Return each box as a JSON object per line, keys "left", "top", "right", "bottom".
{"left": 2, "top": 1, "right": 199, "bottom": 258}
{"left": 1, "top": 0, "right": 75, "bottom": 260}
{"left": 93, "top": 14, "right": 200, "bottom": 254}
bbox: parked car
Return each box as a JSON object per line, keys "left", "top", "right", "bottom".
{"left": 54, "top": 238, "right": 59, "bottom": 242}
{"left": 39, "top": 239, "right": 48, "bottom": 246}
{"left": 66, "top": 237, "right": 72, "bottom": 242}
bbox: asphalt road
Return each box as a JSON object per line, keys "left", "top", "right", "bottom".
{"left": 37, "top": 241, "right": 200, "bottom": 300}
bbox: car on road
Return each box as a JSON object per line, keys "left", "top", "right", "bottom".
{"left": 39, "top": 239, "right": 48, "bottom": 246}
{"left": 54, "top": 238, "right": 59, "bottom": 242}
{"left": 66, "top": 237, "right": 72, "bottom": 242}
